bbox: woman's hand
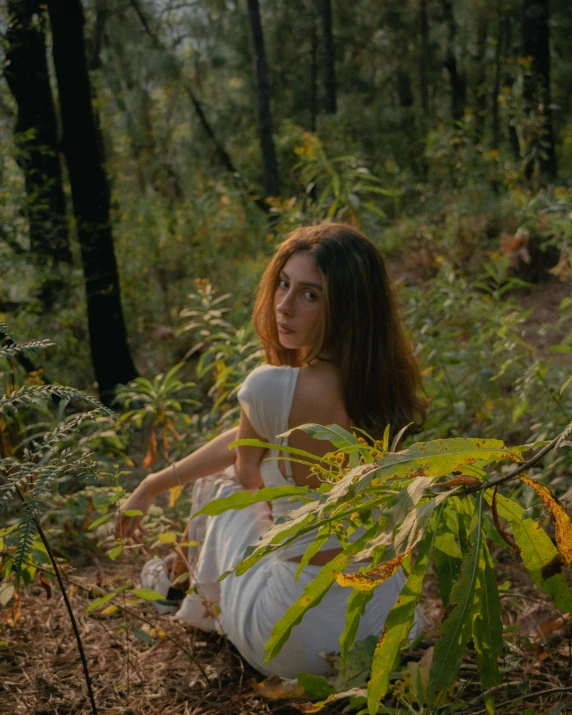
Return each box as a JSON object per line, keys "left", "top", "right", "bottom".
{"left": 115, "top": 481, "right": 154, "bottom": 541}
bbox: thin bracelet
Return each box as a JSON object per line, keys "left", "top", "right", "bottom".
{"left": 171, "top": 461, "right": 183, "bottom": 488}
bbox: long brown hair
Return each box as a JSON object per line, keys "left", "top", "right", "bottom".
{"left": 253, "top": 224, "right": 427, "bottom": 437}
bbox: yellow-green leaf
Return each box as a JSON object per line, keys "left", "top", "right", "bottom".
{"left": 130, "top": 588, "right": 166, "bottom": 601}
{"left": 193, "top": 484, "right": 310, "bottom": 517}
{"left": 108, "top": 544, "right": 123, "bottom": 561}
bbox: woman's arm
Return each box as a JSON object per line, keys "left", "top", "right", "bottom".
{"left": 116, "top": 427, "right": 238, "bottom": 539}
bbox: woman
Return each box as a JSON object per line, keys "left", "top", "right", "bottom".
{"left": 117, "top": 223, "right": 427, "bottom": 677}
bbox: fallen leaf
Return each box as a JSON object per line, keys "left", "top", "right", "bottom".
{"left": 249, "top": 675, "right": 306, "bottom": 699}
{"left": 143, "top": 430, "right": 157, "bottom": 470}
{"left": 39, "top": 575, "right": 52, "bottom": 600}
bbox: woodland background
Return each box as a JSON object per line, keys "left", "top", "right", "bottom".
{"left": 1, "top": 1, "right": 572, "bottom": 714}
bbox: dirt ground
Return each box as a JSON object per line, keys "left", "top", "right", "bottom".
{"left": 2, "top": 552, "right": 572, "bottom": 715}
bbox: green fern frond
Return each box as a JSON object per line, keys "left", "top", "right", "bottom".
{"left": 0, "top": 460, "right": 29, "bottom": 504}
{"left": 39, "top": 411, "right": 115, "bottom": 450}
{"left": 0, "top": 323, "right": 17, "bottom": 342}
{"left": 0, "top": 339, "right": 55, "bottom": 361}
{"left": 0, "top": 385, "right": 114, "bottom": 419}
{"left": 14, "top": 503, "right": 37, "bottom": 581}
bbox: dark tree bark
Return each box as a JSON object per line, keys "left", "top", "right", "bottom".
{"left": 320, "top": 0, "right": 337, "bottom": 114}
{"left": 46, "top": 0, "right": 137, "bottom": 403}
{"left": 396, "top": 70, "right": 414, "bottom": 108}
{"left": 522, "top": 0, "right": 556, "bottom": 179}
{"left": 441, "top": 0, "right": 466, "bottom": 122}
{"left": 473, "top": 17, "right": 489, "bottom": 141}
{"left": 4, "top": 0, "right": 72, "bottom": 308}
{"left": 309, "top": 4, "right": 318, "bottom": 132}
{"left": 491, "top": 1, "right": 502, "bottom": 152}
{"left": 502, "top": 14, "right": 522, "bottom": 160}
{"left": 419, "top": 0, "right": 430, "bottom": 118}
{"left": 246, "top": 0, "right": 280, "bottom": 197}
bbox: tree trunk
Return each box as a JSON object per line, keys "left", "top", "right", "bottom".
{"left": 474, "top": 17, "right": 489, "bottom": 142}
{"left": 522, "top": 0, "right": 556, "bottom": 179}
{"left": 441, "top": 0, "right": 466, "bottom": 122}
{"left": 46, "top": 0, "right": 137, "bottom": 403}
{"left": 320, "top": 0, "right": 337, "bottom": 114}
{"left": 4, "top": 0, "right": 72, "bottom": 308}
{"left": 419, "top": 0, "right": 430, "bottom": 118}
{"left": 246, "top": 0, "right": 280, "bottom": 198}
{"left": 309, "top": 4, "right": 318, "bottom": 132}
{"left": 491, "top": 0, "right": 502, "bottom": 152}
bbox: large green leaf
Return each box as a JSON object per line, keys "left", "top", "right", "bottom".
{"left": 367, "top": 522, "right": 438, "bottom": 715}
{"left": 339, "top": 548, "right": 384, "bottom": 663}
{"left": 434, "top": 530, "right": 462, "bottom": 608}
{"left": 393, "top": 492, "right": 450, "bottom": 555}
{"left": 352, "top": 477, "right": 432, "bottom": 561}
{"left": 192, "top": 484, "right": 310, "bottom": 517}
{"left": 472, "top": 537, "right": 503, "bottom": 711}
{"left": 339, "top": 589, "right": 375, "bottom": 664}
{"left": 295, "top": 526, "right": 334, "bottom": 581}
{"left": 319, "top": 438, "right": 520, "bottom": 514}
{"left": 429, "top": 493, "right": 484, "bottom": 706}
{"left": 488, "top": 492, "right": 572, "bottom": 612}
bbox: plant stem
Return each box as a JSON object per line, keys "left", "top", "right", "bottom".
{"left": 16, "top": 487, "right": 98, "bottom": 715}
{"left": 464, "top": 421, "right": 572, "bottom": 495}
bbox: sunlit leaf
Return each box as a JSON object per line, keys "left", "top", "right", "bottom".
{"left": 85, "top": 592, "right": 116, "bottom": 613}
{"left": 130, "top": 588, "right": 166, "bottom": 601}
{"left": 520, "top": 475, "right": 572, "bottom": 563}
{"left": 108, "top": 544, "right": 123, "bottom": 561}
{"left": 193, "top": 484, "right": 310, "bottom": 517}
{"left": 335, "top": 553, "right": 408, "bottom": 592}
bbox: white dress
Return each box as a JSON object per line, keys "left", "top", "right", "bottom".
{"left": 175, "top": 364, "right": 416, "bottom": 678}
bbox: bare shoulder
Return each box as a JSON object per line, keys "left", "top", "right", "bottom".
{"left": 289, "top": 364, "right": 349, "bottom": 433}
{"left": 286, "top": 364, "right": 350, "bottom": 484}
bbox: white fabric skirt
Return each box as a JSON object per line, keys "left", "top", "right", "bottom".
{"left": 176, "top": 473, "right": 417, "bottom": 678}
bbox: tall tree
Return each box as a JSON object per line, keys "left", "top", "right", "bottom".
{"left": 320, "top": 0, "right": 337, "bottom": 115}
{"left": 4, "top": 0, "right": 72, "bottom": 308}
{"left": 442, "top": 0, "right": 466, "bottom": 122}
{"left": 473, "top": 17, "right": 489, "bottom": 142}
{"left": 246, "top": 0, "right": 280, "bottom": 197}
{"left": 491, "top": 0, "right": 503, "bottom": 152}
{"left": 46, "top": 0, "right": 137, "bottom": 404}
{"left": 522, "top": 0, "right": 556, "bottom": 179}
{"left": 419, "top": 0, "right": 430, "bottom": 118}
{"left": 309, "top": 2, "right": 319, "bottom": 131}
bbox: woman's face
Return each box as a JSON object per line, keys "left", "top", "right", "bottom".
{"left": 274, "top": 251, "right": 325, "bottom": 352}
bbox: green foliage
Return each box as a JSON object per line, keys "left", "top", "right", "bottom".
{"left": 179, "top": 279, "right": 262, "bottom": 424}
{"left": 0, "top": 326, "right": 112, "bottom": 586}
{"left": 203, "top": 419, "right": 572, "bottom": 712}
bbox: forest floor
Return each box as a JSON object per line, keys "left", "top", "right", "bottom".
{"left": 2, "top": 273, "right": 571, "bottom": 715}
{"left": 2, "top": 552, "right": 572, "bottom": 715}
